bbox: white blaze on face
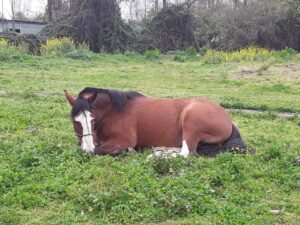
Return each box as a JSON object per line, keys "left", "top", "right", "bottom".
{"left": 74, "top": 110, "right": 95, "bottom": 154}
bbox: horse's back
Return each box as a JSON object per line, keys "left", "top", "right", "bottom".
{"left": 131, "top": 97, "right": 232, "bottom": 148}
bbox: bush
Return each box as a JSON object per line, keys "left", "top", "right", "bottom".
{"left": 174, "top": 52, "right": 188, "bottom": 62}
{"left": 144, "top": 49, "right": 160, "bottom": 60}
{"left": 272, "top": 48, "right": 296, "bottom": 60}
{"left": 65, "top": 50, "right": 91, "bottom": 61}
{"left": 40, "top": 37, "right": 92, "bottom": 60}
{"left": 202, "top": 47, "right": 272, "bottom": 64}
{"left": 0, "top": 38, "right": 29, "bottom": 62}
{"left": 185, "top": 46, "right": 197, "bottom": 58}
{"left": 41, "top": 37, "right": 76, "bottom": 57}
{"left": 174, "top": 47, "right": 199, "bottom": 62}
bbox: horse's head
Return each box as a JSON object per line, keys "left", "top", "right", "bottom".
{"left": 64, "top": 90, "right": 97, "bottom": 154}
{"left": 65, "top": 88, "right": 144, "bottom": 154}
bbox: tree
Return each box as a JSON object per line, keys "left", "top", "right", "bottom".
{"left": 163, "top": 0, "right": 167, "bottom": 8}
{"left": 72, "top": 0, "right": 135, "bottom": 52}
{"left": 47, "top": 0, "right": 67, "bottom": 21}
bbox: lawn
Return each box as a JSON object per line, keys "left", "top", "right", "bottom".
{"left": 0, "top": 53, "right": 299, "bottom": 224}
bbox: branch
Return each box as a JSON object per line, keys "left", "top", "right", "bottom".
{"left": 185, "top": 0, "right": 198, "bottom": 9}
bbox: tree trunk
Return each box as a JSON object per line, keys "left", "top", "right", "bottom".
{"left": 47, "top": 0, "right": 53, "bottom": 21}
{"left": 163, "top": 0, "right": 167, "bottom": 8}
{"left": 155, "top": 0, "right": 159, "bottom": 13}
{"left": 233, "top": 0, "right": 240, "bottom": 8}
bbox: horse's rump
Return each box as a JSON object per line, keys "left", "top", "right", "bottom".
{"left": 196, "top": 125, "right": 254, "bottom": 156}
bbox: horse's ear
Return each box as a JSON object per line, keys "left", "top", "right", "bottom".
{"left": 64, "top": 90, "right": 76, "bottom": 106}
{"left": 84, "top": 92, "right": 98, "bottom": 104}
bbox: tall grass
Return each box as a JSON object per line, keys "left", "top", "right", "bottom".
{"left": 202, "top": 46, "right": 297, "bottom": 64}
{"left": 41, "top": 37, "right": 91, "bottom": 60}
{"left": 0, "top": 38, "right": 29, "bottom": 62}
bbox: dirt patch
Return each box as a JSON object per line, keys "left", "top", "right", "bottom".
{"left": 0, "top": 90, "right": 7, "bottom": 95}
{"left": 231, "top": 63, "right": 300, "bottom": 82}
{"left": 231, "top": 66, "right": 261, "bottom": 80}
{"left": 270, "top": 64, "right": 300, "bottom": 80}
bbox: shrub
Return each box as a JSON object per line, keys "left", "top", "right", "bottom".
{"left": 185, "top": 46, "right": 197, "bottom": 58}
{"left": 0, "top": 38, "right": 28, "bottom": 62}
{"left": 202, "top": 47, "right": 274, "bottom": 64}
{"left": 0, "top": 38, "right": 8, "bottom": 47}
{"left": 144, "top": 49, "right": 161, "bottom": 60}
{"left": 198, "top": 47, "right": 208, "bottom": 57}
{"left": 272, "top": 48, "right": 296, "bottom": 60}
{"left": 65, "top": 50, "right": 91, "bottom": 61}
{"left": 174, "top": 51, "right": 188, "bottom": 62}
{"left": 174, "top": 47, "right": 198, "bottom": 62}
{"left": 41, "top": 37, "right": 76, "bottom": 57}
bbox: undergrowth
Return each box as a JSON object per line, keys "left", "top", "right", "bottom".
{"left": 0, "top": 38, "right": 29, "bottom": 62}
{"left": 202, "top": 46, "right": 297, "bottom": 64}
{"left": 40, "top": 37, "right": 91, "bottom": 60}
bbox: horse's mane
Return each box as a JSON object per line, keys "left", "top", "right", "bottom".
{"left": 71, "top": 87, "right": 144, "bottom": 117}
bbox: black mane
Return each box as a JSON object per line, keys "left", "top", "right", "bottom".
{"left": 71, "top": 87, "right": 144, "bottom": 117}
{"left": 71, "top": 97, "right": 91, "bottom": 118}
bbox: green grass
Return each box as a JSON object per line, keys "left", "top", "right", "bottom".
{"left": 0, "top": 53, "right": 300, "bottom": 224}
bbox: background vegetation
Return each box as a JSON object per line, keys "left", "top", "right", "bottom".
{"left": 0, "top": 40, "right": 299, "bottom": 224}
{"left": 4, "top": 0, "right": 298, "bottom": 53}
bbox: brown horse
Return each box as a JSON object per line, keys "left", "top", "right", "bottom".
{"left": 65, "top": 87, "right": 249, "bottom": 157}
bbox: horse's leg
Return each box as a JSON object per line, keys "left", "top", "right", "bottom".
{"left": 179, "top": 109, "right": 203, "bottom": 158}
{"left": 179, "top": 132, "right": 200, "bottom": 158}
{"left": 94, "top": 139, "right": 135, "bottom": 156}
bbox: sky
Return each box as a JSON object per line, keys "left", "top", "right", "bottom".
{"left": 1, "top": 0, "right": 47, "bottom": 19}
{"left": 1, "top": 0, "right": 130, "bottom": 20}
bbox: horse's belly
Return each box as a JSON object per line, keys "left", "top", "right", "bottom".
{"left": 135, "top": 124, "right": 182, "bottom": 148}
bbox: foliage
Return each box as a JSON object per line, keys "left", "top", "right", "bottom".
{"left": 40, "top": 37, "right": 91, "bottom": 60}
{"left": 144, "top": 49, "right": 161, "bottom": 60}
{"left": 136, "top": 5, "right": 195, "bottom": 53}
{"left": 0, "top": 32, "right": 45, "bottom": 55}
{"left": 40, "top": 15, "right": 75, "bottom": 38}
{"left": 0, "top": 38, "right": 29, "bottom": 62}
{"left": 41, "top": 37, "right": 76, "bottom": 56}
{"left": 202, "top": 46, "right": 297, "bottom": 64}
{"left": 273, "top": 48, "right": 297, "bottom": 60}
{"left": 174, "top": 47, "right": 198, "bottom": 62}
{"left": 0, "top": 50, "right": 300, "bottom": 224}
{"left": 72, "top": 0, "right": 135, "bottom": 53}
{"left": 41, "top": 0, "right": 135, "bottom": 53}
{"left": 194, "top": 0, "right": 300, "bottom": 51}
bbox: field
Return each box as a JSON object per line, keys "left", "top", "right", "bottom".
{"left": 0, "top": 50, "right": 300, "bottom": 224}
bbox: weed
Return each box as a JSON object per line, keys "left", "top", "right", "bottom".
{"left": 41, "top": 37, "right": 76, "bottom": 57}
{"left": 174, "top": 47, "right": 198, "bottom": 62}
{"left": 0, "top": 38, "right": 29, "bottom": 62}
{"left": 144, "top": 49, "right": 161, "bottom": 60}
{"left": 202, "top": 46, "right": 291, "bottom": 64}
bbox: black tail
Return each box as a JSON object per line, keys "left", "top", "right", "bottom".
{"left": 196, "top": 124, "right": 255, "bottom": 157}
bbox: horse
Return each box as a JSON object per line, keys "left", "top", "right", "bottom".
{"left": 64, "top": 87, "right": 250, "bottom": 157}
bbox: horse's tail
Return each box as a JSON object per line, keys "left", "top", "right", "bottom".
{"left": 196, "top": 123, "right": 256, "bottom": 157}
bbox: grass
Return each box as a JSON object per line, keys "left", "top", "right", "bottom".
{"left": 0, "top": 52, "right": 300, "bottom": 224}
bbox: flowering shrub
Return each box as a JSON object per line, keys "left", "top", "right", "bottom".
{"left": 0, "top": 38, "right": 8, "bottom": 47}
{"left": 41, "top": 37, "right": 76, "bottom": 56}
{"left": 144, "top": 49, "right": 161, "bottom": 60}
{"left": 40, "top": 37, "right": 91, "bottom": 60}
{"left": 202, "top": 46, "right": 272, "bottom": 64}
{"left": 0, "top": 38, "right": 28, "bottom": 62}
